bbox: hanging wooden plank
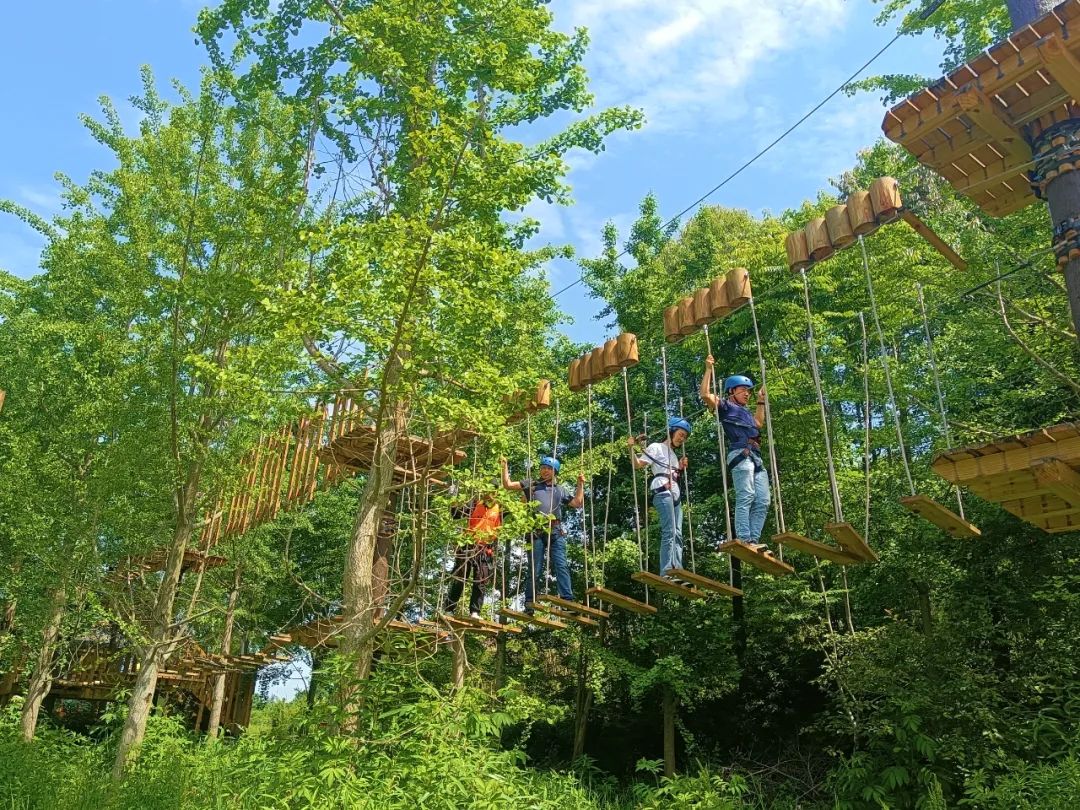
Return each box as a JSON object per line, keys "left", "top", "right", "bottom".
{"left": 719, "top": 540, "right": 795, "bottom": 576}
{"left": 499, "top": 608, "right": 567, "bottom": 630}
{"left": 536, "top": 595, "right": 611, "bottom": 620}
{"left": 666, "top": 568, "right": 743, "bottom": 597}
{"left": 530, "top": 603, "right": 599, "bottom": 628}
{"left": 899, "top": 495, "right": 981, "bottom": 538}
{"left": 632, "top": 570, "right": 705, "bottom": 599}
{"left": 823, "top": 523, "right": 879, "bottom": 562}
{"left": 773, "top": 531, "right": 861, "bottom": 564}
{"left": 586, "top": 586, "right": 657, "bottom": 615}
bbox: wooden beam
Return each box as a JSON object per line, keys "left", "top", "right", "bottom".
{"left": 536, "top": 595, "right": 610, "bottom": 620}
{"left": 1001, "top": 493, "right": 1080, "bottom": 519}
{"left": 632, "top": 571, "right": 705, "bottom": 599}
{"left": 933, "top": 434, "right": 1080, "bottom": 484}
{"left": 823, "top": 523, "right": 879, "bottom": 563}
{"left": 1031, "top": 459, "right": 1080, "bottom": 506}
{"left": 498, "top": 608, "right": 567, "bottom": 630}
{"left": 955, "top": 87, "right": 1031, "bottom": 164}
{"left": 899, "top": 495, "right": 982, "bottom": 538}
{"left": 773, "top": 532, "right": 861, "bottom": 564}
{"left": 1036, "top": 33, "right": 1080, "bottom": 102}
{"left": 666, "top": 568, "right": 743, "bottom": 598}
{"left": 530, "top": 603, "right": 599, "bottom": 628}
{"left": 585, "top": 586, "right": 657, "bottom": 615}
{"left": 899, "top": 210, "right": 968, "bottom": 270}
{"left": 718, "top": 540, "right": 795, "bottom": 576}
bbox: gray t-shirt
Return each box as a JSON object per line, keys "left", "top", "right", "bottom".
{"left": 519, "top": 479, "right": 573, "bottom": 523}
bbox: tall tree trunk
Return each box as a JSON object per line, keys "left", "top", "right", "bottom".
{"left": 572, "top": 642, "right": 591, "bottom": 761}
{"left": 339, "top": 350, "right": 407, "bottom": 720}
{"left": 1006, "top": 0, "right": 1080, "bottom": 336}
{"left": 916, "top": 581, "right": 933, "bottom": 635}
{"left": 19, "top": 586, "right": 66, "bottom": 741}
{"left": 450, "top": 631, "right": 466, "bottom": 690}
{"left": 207, "top": 567, "right": 241, "bottom": 739}
{"left": 112, "top": 472, "right": 200, "bottom": 779}
{"left": 662, "top": 684, "right": 677, "bottom": 778}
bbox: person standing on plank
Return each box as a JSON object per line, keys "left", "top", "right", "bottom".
{"left": 501, "top": 455, "right": 584, "bottom": 608}
{"left": 629, "top": 418, "right": 691, "bottom": 575}
{"left": 700, "top": 355, "right": 773, "bottom": 554}
{"left": 444, "top": 489, "right": 502, "bottom": 619}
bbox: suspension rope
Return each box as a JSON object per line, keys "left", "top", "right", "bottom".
{"left": 622, "top": 367, "right": 648, "bottom": 602}
{"left": 859, "top": 313, "right": 872, "bottom": 545}
{"left": 544, "top": 398, "right": 561, "bottom": 597}
{"left": 799, "top": 269, "right": 844, "bottom": 523}
{"left": 582, "top": 386, "right": 594, "bottom": 607}
{"left": 515, "top": 412, "right": 532, "bottom": 608}
{"left": 859, "top": 235, "right": 916, "bottom": 496}
{"left": 678, "top": 397, "right": 697, "bottom": 572}
{"left": 641, "top": 411, "right": 652, "bottom": 578}
{"left": 748, "top": 287, "right": 786, "bottom": 558}
{"left": 702, "top": 325, "right": 735, "bottom": 585}
{"left": 916, "top": 283, "right": 966, "bottom": 520}
{"left": 601, "top": 425, "right": 614, "bottom": 584}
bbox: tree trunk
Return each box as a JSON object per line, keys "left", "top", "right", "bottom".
{"left": 112, "top": 472, "right": 200, "bottom": 779}
{"left": 207, "top": 568, "right": 241, "bottom": 739}
{"left": 307, "top": 651, "right": 319, "bottom": 710}
{"left": 450, "top": 631, "right": 466, "bottom": 690}
{"left": 572, "top": 641, "right": 593, "bottom": 761}
{"left": 916, "top": 581, "right": 933, "bottom": 635}
{"left": 662, "top": 684, "right": 677, "bottom": 778}
{"left": 731, "top": 558, "right": 746, "bottom": 666}
{"left": 339, "top": 350, "right": 407, "bottom": 721}
{"left": 1006, "top": 0, "right": 1080, "bottom": 337}
{"left": 19, "top": 586, "right": 66, "bottom": 741}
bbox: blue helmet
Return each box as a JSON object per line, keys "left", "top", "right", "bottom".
{"left": 724, "top": 374, "right": 754, "bottom": 394}
{"left": 668, "top": 417, "right": 692, "bottom": 437}
{"left": 539, "top": 456, "right": 561, "bottom": 474}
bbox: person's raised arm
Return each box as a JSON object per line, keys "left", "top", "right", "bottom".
{"left": 700, "top": 355, "right": 719, "bottom": 410}
{"left": 569, "top": 472, "right": 585, "bottom": 509}
{"left": 500, "top": 457, "right": 523, "bottom": 491}
{"left": 754, "top": 384, "right": 767, "bottom": 428}
{"left": 627, "top": 436, "right": 650, "bottom": 469}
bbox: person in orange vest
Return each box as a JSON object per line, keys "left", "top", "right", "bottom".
{"left": 444, "top": 490, "right": 502, "bottom": 619}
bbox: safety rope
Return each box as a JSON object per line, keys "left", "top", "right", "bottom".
{"left": 748, "top": 287, "right": 785, "bottom": 560}
{"left": 799, "top": 269, "right": 844, "bottom": 523}
{"left": 859, "top": 235, "right": 916, "bottom": 496}
{"left": 859, "top": 313, "right": 872, "bottom": 544}
{"left": 702, "top": 325, "right": 735, "bottom": 586}
{"left": 622, "top": 367, "right": 648, "bottom": 603}
{"left": 678, "top": 397, "right": 697, "bottom": 572}
{"left": 916, "top": 283, "right": 966, "bottom": 520}
{"left": 544, "top": 398, "right": 561, "bottom": 597}
{"left": 641, "top": 411, "right": 652, "bottom": 580}
{"left": 582, "top": 386, "right": 593, "bottom": 607}
{"left": 601, "top": 425, "right": 614, "bottom": 584}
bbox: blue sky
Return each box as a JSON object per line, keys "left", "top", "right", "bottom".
{"left": 0, "top": 1, "right": 948, "bottom": 348}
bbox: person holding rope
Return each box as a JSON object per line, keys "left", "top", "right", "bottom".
{"left": 501, "top": 455, "right": 584, "bottom": 608}
{"left": 443, "top": 487, "right": 502, "bottom": 619}
{"left": 700, "top": 356, "right": 773, "bottom": 555}
{"left": 628, "top": 418, "right": 691, "bottom": 576}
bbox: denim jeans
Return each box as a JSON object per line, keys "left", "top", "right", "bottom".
{"left": 524, "top": 530, "right": 573, "bottom": 604}
{"left": 653, "top": 490, "right": 683, "bottom": 575}
{"left": 728, "top": 450, "right": 771, "bottom": 541}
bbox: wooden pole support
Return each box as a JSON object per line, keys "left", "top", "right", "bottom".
{"left": 899, "top": 210, "right": 968, "bottom": 271}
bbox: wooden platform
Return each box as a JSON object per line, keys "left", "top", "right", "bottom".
{"left": 499, "top": 608, "right": 567, "bottom": 630}
{"left": 718, "top": 541, "right": 795, "bottom": 577}
{"left": 318, "top": 425, "right": 469, "bottom": 475}
{"left": 632, "top": 571, "right": 705, "bottom": 599}
{"left": 585, "top": 586, "right": 658, "bottom": 615}
{"left": 900, "top": 495, "right": 981, "bottom": 539}
{"left": 932, "top": 422, "right": 1080, "bottom": 533}
{"left": 536, "top": 595, "right": 610, "bottom": 620}
{"left": 666, "top": 568, "right": 743, "bottom": 598}
{"left": 773, "top": 532, "right": 861, "bottom": 565}
{"left": 824, "top": 523, "right": 879, "bottom": 562}
{"left": 117, "top": 548, "right": 229, "bottom": 579}
{"left": 882, "top": 1, "right": 1080, "bottom": 217}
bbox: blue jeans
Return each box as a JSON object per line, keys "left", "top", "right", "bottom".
{"left": 524, "top": 530, "right": 573, "bottom": 604}
{"left": 728, "top": 450, "right": 771, "bottom": 541}
{"left": 653, "top": 490, "right": 683, "bottom": 575}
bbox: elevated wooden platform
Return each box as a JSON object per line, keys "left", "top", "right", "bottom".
{"left": 900, "top": 495, "right": 981, "bottom": 539}
{"left": 932, "top": 421, "right": 1080, "bottom": 533}
{"left": 632, "top": 571, "right": 705, "bottom": 599}
{"left": 667, "top": 568, "right": 743, "bottom": 598}
{"left": 719, "top": 541, "right": 795, "bottom": 577}
{"left": 499, "top": 608, "right": 567, "bottom": 630}
{"left": 773, "top": 532, "right": 861, "bottom": 565}
{"left": 319, "top": 425, "right": 469, "bottom": 477}
{"left": 823, "top": 523, "right": 879, "bottom": 562}
{"left": 117, "top": 549, "right": 228, "bottom": 579}
{"left": 536, "top": 595, "right": 610, "bottom": 620}
{"left": 882, "top": 0, "right": 1080, "bottom": 217}
{"left": 586, "top": 586, "right": 657, "bottom": 615}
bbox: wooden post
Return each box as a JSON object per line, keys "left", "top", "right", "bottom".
{"left": 662, "top": 684, "right": 676, "bottom": 778}
{"left": 450, "top": 631, "right": 466, "bottom": 690}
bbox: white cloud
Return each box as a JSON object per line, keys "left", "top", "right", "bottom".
{"left": 16, "top": 184, "right": 62, "bottom": 214}
{"left": 550, "top": 0, "right": 849, "bottom": 133}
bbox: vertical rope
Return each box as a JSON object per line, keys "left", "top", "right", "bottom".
{"left": 799, "top": 270, "right": 844, "bottom": 523}
{"left": 917, "top": 283, "right": 966, "bottom": 519}
{"left": 703, "top": 325, "right": 735, "bottom": 585}
{"left": 642, "top": 411, "right": 652, "bottom": 576}
{"left": 622, "top": 367, "right": 648, "bottom": 603}
{"left": 859, "top": 313, "right": 872, "bottom": 545}
{"left": 678, "top": 397, "right": 696, "bottom": 573}
{"left": 544, "top": 398, "right": 561, "bottom": 596}
{"left": 859, "top": 235, "right": 915, "bottom": 496}
{"left": 748, "top": 289, "right": 785, "bottom": 536}
{"left": 519, "top": 412, "right": 533, "bottom": 608}
{"left": 601, "top": 425, "right": 614, "bottom": 584}
{"left": 582, "top": 388, "right": 592, "bottom": 607}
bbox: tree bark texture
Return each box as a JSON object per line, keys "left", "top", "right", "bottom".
{"left": 662, "top": 684, "right": 677, "bottom": 778}
{"left": 207, "top": 568, "right": 241, "bottom": 739}
{"left": 450, "top": 631, "right": 466, "bottom": 691}
{"left": 19, "top": 586, "right": 66, "bottom": 741}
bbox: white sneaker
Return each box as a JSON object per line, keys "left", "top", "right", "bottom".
{"left": 469, "top": 611, "right": 482, "bottom": 620}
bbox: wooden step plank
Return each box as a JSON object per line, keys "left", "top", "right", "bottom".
{"left": 435, "top": 615, "right": 500, "bottom": 636}
{"left": 773, "top": 532, "right": 861, "bottom": 565}
{"left": 536, "top": 595, "right": 610, "bottom": 620}
{"left": 899, "top": 495, "right": 981, "bottom": 538}
{"left": 666, "top": 568, "right": 743, "bottom": 598}
{"left": 823, "top": 522, "right": 879, "bottom": 562}
{"left": 585, "top": 586, "right": 658, "bottom": 615}
{"left": 498, "top": 608, "right": 567, "bottom": 630}
{"left": 719, "top": 540, "right": 795, "bottom": 577}
{"left": 632, "top": 571, "right": 705, "bottom": 599}
{"left": 448, "top": 614, "right": 523, "bottom": 634}
{"left": 529, "top": 603, "right": 599, "bottom": 628}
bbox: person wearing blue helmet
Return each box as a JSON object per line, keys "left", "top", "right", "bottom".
{"left": 700, "top": 356, "right": 773, "bottom": 554}
{"left": 501, "top": 454, "right": 585, "bottom": 608}
{"left": 628, "top": 417, "right": 691, "bottom": 575}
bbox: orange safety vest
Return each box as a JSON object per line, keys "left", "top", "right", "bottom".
{"left": 467, "top": 502, "right": 502, "bottom": 544}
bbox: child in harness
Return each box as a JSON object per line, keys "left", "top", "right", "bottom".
{"left": 628, "top": 418, "right": 691, "bottom": 576}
